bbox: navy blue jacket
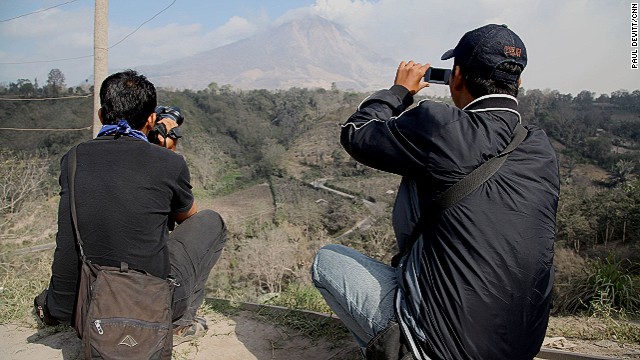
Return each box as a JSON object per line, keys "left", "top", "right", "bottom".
{"left": 341, "top": 86, "right": 560, "bottom": 360}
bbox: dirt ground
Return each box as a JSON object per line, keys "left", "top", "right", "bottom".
{"left": 542, "top": 317, "right": 640, "bottom": 359}
{"left": 0, "top": 308, "right": 360, "bottom": 360}
{"left": 3, "top": 307, "right": 640, "bottom": 360}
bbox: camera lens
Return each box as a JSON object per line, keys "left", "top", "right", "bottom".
{"left": 155, "top": 106, "right": 184, "bottom": 125}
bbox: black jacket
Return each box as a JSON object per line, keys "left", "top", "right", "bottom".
{"left": 341, "top": 86, "right": 560, "bottom": 360}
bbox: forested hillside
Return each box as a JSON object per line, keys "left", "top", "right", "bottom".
{"left": 1, "top": 80, "right": 640, "bottom": 316}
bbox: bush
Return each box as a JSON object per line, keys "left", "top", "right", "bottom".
{"left": 0, "top": 252, "right": 52, "bottom": 323}
{"left": 555, "top": 253, "right": 640, "bottom": 315}
{"left": 0, "top": 150, "right": 53, "bottom": 216}
{"left": 266, "top": 282, "right": 331, "bottom": 314}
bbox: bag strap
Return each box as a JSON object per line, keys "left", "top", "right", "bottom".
{"left": 67, "top": 146, "right": 86, "bottom": 260}
{"left": 403, "top": 123, "right": 528, "bottom": 252}
{"left": 432, "top": 123, "right": 527, "bottom": 212}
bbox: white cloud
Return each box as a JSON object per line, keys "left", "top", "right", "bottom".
{"left": 0, "top": 0, "right": 636, "bottom": 94}
{"left": 106, "top": 14, "right": 269, "bottom": 75}
{"left": 0, "top": 6, "right": 269, "bottom": 86}
{"left": 210, "top": 15, "right": 265, "bottom": 46}
{"left": 275, "top": 0, "right": 636, "bottom": 94}
{"left": 1, "top": 7, "right": 92, "bottom": 38}
{"left": 0, "top": 7, "right": 95, "bottom": 85}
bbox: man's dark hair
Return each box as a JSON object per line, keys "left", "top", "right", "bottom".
{"left": 99, "top": 70, "right": 157, "bottom": 129}
{"left": 455, "top": 60, "right": 523, "bottom": 98}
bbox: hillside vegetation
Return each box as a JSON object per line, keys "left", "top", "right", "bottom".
{"left": 1, "top": 82, "right": 640, "bottom": 325}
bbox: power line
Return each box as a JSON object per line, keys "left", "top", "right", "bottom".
{"left": 0, "top": 0, "right": 178, "bottom": 66}
{"left": 0, "top": 94, "right": 92, "bottom": 101}
{"left": 0, "top": 54, "right": 93, "bottom": 65}
{"left": 0, "top": 0, "right": 81, "bottom": 23}
{"left": 0, "top": 126, "right": 91, "bottom": 131}
{"left": 109, "top": 0, "right": 177, "bottom": 48}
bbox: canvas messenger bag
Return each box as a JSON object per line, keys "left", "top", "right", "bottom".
{"left": 68, "top": 146, "right": 175, "bottom": 360}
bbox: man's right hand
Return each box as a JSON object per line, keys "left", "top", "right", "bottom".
{"left": 394, "top": 60, "right": 431, "bottom": 95}
{"left": 173, "top": 202, "right": 198, "bottom": 224}
{"left": 155, "top": 118, "right": 179, "bottom": 151}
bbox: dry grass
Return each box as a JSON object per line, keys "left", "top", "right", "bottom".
{"left": 328, "top": 173, "right": 401, "bottom": 204}
{"left": 1, "top": 197, "right": 58, "bottom": 247}
{"left": 0, "top": 251, "right": 52, "bottom": 325}
{"left": 198, "top": 182, "right": 275, "bottom": 227}
{"left": 554, "top": 247, "right": 588, "bottom": 283}
{"left": 570, "top": 163, "right": 610, "bottom": 185}
{"left": 547, "top": 315, "right": 640, "bottom": 344}
{"left": 0, "top": 192, "right": 59, "bottom": 326}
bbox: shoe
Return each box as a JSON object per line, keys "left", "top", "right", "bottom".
{"left": 173, "top": 317, "right": 208, "bottom": 346}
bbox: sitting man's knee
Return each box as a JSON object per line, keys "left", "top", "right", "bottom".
{"left": 311, "top": 244, "right": 346, "bottom": 286}
{"left": 191, "top": 209, "right": 226, "bottom": 233}
{"left": 196, "top": 208, "right": 223, "bottom": 224}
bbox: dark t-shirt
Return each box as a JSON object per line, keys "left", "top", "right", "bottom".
{"left": 47, "top": 136, "right": 194, "bottom": 323}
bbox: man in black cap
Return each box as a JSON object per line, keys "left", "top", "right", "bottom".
{"left": 312, "top": 24, "right": 559, "bottom": 359}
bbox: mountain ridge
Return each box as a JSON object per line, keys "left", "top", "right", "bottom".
{"left": 137, "top": 16, "right": 396, "bottom": 91}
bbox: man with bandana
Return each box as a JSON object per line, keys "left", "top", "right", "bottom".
{"left": 34, "top": 70, "right": 227, "bottom": 346}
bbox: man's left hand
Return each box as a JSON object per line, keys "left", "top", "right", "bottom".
{"left": 394, "top": 60, "right": 431, "bottom": 95}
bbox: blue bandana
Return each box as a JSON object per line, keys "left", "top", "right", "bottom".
{"left": 97, "top": 119, "right": 148, "bottom": 142}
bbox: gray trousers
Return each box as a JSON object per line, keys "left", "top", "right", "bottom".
{"left": 168, "top": 209, "right": 227, "bottom": 326}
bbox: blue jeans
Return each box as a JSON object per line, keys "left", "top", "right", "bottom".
{"left": 311, "top": 244, "right": 398, "bottom": 347}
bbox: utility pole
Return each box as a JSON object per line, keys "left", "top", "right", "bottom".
{"left": 93, "top": 0, "right": 108, "bottom": 138}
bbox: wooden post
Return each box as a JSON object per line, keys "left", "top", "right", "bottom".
{"left": 93, "top": 0, "right": 108, "bottom": 138}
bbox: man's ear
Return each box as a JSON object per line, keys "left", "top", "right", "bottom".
{"left": 449, "top": 65, "right": 474, "bottom": 108}
{"left": 98, "top": 107, "right": 105, "bottom": 125}
{"left": 144, "top": 113, "right": 156, "bottom": 133}
{"left": 451, "top": 65, "right": 465, "bottom": 92}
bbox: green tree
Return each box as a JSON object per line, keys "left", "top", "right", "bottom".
{"left": 609, "top": 160, "right": 636, "bottom": 187}
{"left": 260, "top": 138, "right": 286, "bottom": 176}
{"left": 16, "top": 79, "right": 35, "bottom": 96}
{"left": 46, "top": 68, "right": 66, "bottom": 97}
{"left": 583, "top": 136, "right": 612, "bottom": 165}
{"left": 573, "top": 90, "right": 594, "bottom": 107}
{"left": 556, "top": 188, "right": 592, "bottom": 252}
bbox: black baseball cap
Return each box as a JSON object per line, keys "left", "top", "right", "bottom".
{"left": 441, "top": 24, "right": 527, "bottom": 84}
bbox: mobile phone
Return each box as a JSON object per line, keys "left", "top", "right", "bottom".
{"left": 424, "top": 67, "right": 451, "bottom": 85}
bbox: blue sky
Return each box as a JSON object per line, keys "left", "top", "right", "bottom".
{"left": 0, "top": 0, "right": 637, "bottom": 95}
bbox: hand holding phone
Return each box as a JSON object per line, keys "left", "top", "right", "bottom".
{"left": 394, "top": 61, "right": 431, "bottom": 95}
{"left": 424, "top": 68, "right": 451, "bottom": 85}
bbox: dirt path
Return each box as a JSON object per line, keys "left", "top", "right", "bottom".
{"left": 3, "top": 309, "right": 640, "bottom": 360}
{"left": 0, "top": 308, "right": 360, "bottom": 360}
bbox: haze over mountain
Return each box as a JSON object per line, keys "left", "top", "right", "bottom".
{"left": 138, "top": 16, "right": 396, "bottom": 91}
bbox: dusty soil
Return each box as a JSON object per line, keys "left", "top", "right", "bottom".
{"left": 3, "top": 307, "right": 640, "bottom": 360}
{"left": 543, "top": 316, "right": 640, "bottom": 359}
{"left": 199, "top": 182, "right": 275, "bottom": 226}
{"left": 0, "top": 308, "right": 360, "bottom": 360}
